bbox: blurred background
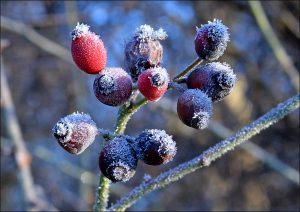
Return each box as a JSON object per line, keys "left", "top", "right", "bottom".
{"left": 1, "top": 1, "right": 299, "bottom": 211}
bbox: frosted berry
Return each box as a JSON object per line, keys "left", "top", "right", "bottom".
{"left": 125, "top": 24, "right": 167, "bottom": 81}
{"left": 93, "top": 68, "right": 133, "bottom": 106}
{"left": 194, "top": 19, "right": 229, "bottom": 61}
{"left": 137, "top": 67, "right": 169, "bottom": 101}
{"left": 177, "top": 89, "right": 213, "bottom": 129}
{"left": 71, "top": 23, "right": 107, "bottom": 74}
{"left": 186, "top": 62, "right": 236, "bottom": 102}
{"left": 99, "top": 137, "right": 138, "bottom": 182}
{"left": 132, "top": 129, "right": 176, "bottom": 165}
{"left": 52, "top": 112, "right": 98, "bottom": 154}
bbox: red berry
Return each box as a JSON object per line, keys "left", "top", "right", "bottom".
{"left": 52, "top": 112, "right": 98, "bottom": 154}
{"left": 137, "top": 67, "right": 169, "bottom": 101}
{"left": 194, "top": 19, "right": 229, "bottom": 61}
{"left": 71, "top": 23, "right": 107, "bottom": 74}
{"left": 99, "top": 137, "right": 137, "bottom": 182}
{"left": 186, "top": 62, "right": 236, "bottom": 102}
{"left": 125, "top": 24, "right": 167, "bottom": 81}
{"left": 132, "top": 129, "right": 177, "bottom": 165}
{"left": 93, "top": 68, "right": 133, "bottom": 106}
{"left": 177, "top": 89, "right": 213, "bottom": 129}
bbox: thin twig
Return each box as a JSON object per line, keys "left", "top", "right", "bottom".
{"left": 156, "top": 97, "right": 300, "bottom": 185}
{"left": 248, "top": 1, "right": 299, "bottom": 92}
{"left": 173, "top": 58, "right": 203, "bottom": 80}
{"left": 109, "top": 94, "right": 299, "bottom": 211}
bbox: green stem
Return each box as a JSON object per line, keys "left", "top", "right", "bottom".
{"left": 173, "top": 58, "right": 203, "bottom": 80}
{"left": 109, "top": 94, "right": 300, "bottom": 211}
{"left": 94, "top": 57, "right": 202, "bottom": 211}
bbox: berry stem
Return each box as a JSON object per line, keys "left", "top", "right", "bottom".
{"left": 94, "top": 58, "right": 208, "bottom": 211}
{"left": 108, "top": 94, "right": 300, "bottom": 211}
{"left": 173, "top": 58, "right": 203, "bottom": 80}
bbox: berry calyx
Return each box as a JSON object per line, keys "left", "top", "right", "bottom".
{"left": 186, "top": 62, "right": 236, "bottom": 102}
{"left": 132, "top": 129, "right": 177, "bottom": 165}
{"left": 194, "top": 19, "right": 229, "bottom": 61}
{"left": 93, "top": 68, "right": 133, "bottom": 106}
{"left": 137, "top": 67, "right": 169, "bottom": 101}
{"left": 99, "top": 137, "right": 138, "bottom": 182}
{"left": 125, "top": 24, "right": 167, "bottom": 81}
{"left": 71, "top": 23, "right": 107, "bottom": 74}
{"left": 52, "top": 112, "right": 98, "bottom": 154}
{"left": 177, "top": 89, "right": 213, "bottom": 129}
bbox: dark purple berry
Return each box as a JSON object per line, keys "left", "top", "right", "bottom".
{"left": 93, "top": 68, "right": 133, "bottom": 106}
{"left": 132, "top": 129, "right": 176, "bottom": 165}
{"left": 177, "top": 89, "right": 213, "bottom": 129}
{"left": 194, "top": 19, "right": 229, "bottom": 61}
{"left": 187, "top": 62, "right": 236, "bottom": 102}
{"left": 52, "top": 112, "right": 98, "bottom": 154}
{"left": 99, "top": 137, "right": 137, "bottom": 182}
{"left": 124, "top": 24, "right": 167, "bottom": 81}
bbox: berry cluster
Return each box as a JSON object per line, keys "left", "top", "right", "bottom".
{"left": 52, "top": 19, "right": 236, "bottom": 183}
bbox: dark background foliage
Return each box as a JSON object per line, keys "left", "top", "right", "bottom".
{"left": 1, "top": 1, "right": 299, "bottom": 211}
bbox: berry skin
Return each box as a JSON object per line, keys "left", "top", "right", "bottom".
{"left": 99, "top": 137, "right": 138, "bottom": 182}
{"left": 125, "top": 24, "right": 167, "bottom": 81}
{"left": 131, "top": 129, "right": 177, "bottom": 165}
{"left": 194, "top": 19, "right": 229, "bottom": 61}
{"left": 186, "top": 62, "right": 236, "bottom": 102}
{"left": 93, "top": 68, "right": 133, "bottom": 106}
{"left": 137, "top": 67, "right": 169, "bottom": 101}
{"left": 177, "top": 89, "right": 213, "bottom": 129}
{"left": 71, "top": 23, "right": 107, "bottom": 74}
{"left": 52, "top": 112, "right": 98, "bottom": 154}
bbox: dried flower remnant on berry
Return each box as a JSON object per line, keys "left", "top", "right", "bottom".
{"left": 194, "top": 19, "right": 229, "bottom": 61}
{"left": 70, "top": 23, "right": 90, "bottom": 40}
{"left": 52, "top": 112, "right": 98, "bottom": 154}
{"left": 125, "top": 24, "right": 167, "bottom": 81}
{"left": 99, "top": 137, "right": 138, "bottom": 182}
{"left": 93, "top": 68, "right": 133, "bottom": 106}
{"left": 187, "top": 62, "right": 236, "bottom": 102}
{"left": 177, "top": 89, "right": 213, "bottom": 129}
{"left": 133, "top": 129, "right": 177, "bottom": 165}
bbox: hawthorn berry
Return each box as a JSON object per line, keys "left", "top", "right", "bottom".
{"left": 137, "top": 67, "right": 169, "bottom": 101}
{"left": 132, "top": 129, "right": 177, "bottom": 165}
{"left": 71, "top": 23, "right": 107, "bottom": 74}
{"left": 186, "top": 62, "right": 236, "bottom": 102}
{"left": 125, "top": 24, "right": 167, "bottom": 81}
{"left": 177, "top": 89, "right": 213, "bottom": 129}
{"left": 52, "top": 112, "right": 98, "bottom": 154}
{"left": 93, "top": 68, "right": 133, "bottom": 106}
{"left": 194, "top": 19, "right": 229, "bottom": 61}
{"left": 99, "top": 137, "right": 138, "bottom": 182}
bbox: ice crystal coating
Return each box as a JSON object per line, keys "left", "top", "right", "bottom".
{"left": 99, "top": 137, "right": 138, "bottom": 182}
{"left": 195, "top": 19, "right": 230, "bottom": 61}
{"left": 125, "top": 24, "right": 167, "bottom": 81}
{"left": 187, "top": 62, "right": 236, "bottom": 102}
{"left": 70, "top": 23, "right": 91, "bottom": 40}
{"left": 134, "top": 24, "right": 167, "bottom": 41}
{"left": 52, "top": 112, "right": 98, "bottom": 154}
{"left": 177, "top": 89, "right": 213, "bottom": 129}
{"left": 93, "top": 68, "right": 133, "bottom": 106}
{"left": 133, "top": 129, "right": 177, "bottom": 165}
{"left": 137, "top": 67, "right": 169, "bottom": 101}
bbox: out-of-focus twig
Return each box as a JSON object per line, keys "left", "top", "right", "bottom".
{"left": 248, "top": 1, "right": 299, "bottom": 92}
{"left": 0, "top": 16, "right": 72, "bottom": 64}
{"left": 156, "top": 97, "right": 300, "bottom": 186}
{"left": 1, "top": 57, "right": 57, "bottom": 211}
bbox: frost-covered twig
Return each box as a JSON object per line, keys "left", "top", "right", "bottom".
{"left": 248, "top": 1, "right": 299, "bottom": 92}
{"left": 109, "top": 94, "right": 299, "bottom": 211}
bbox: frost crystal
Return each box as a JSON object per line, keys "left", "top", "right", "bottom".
{"left": 134, "top": 24, "right": 167, "bottom": 41}
{"left": 70, "top": 23, "right": 90, "bottom": 40}
{"left": 149, "top": 67, "right": 169, "bottom": 87}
